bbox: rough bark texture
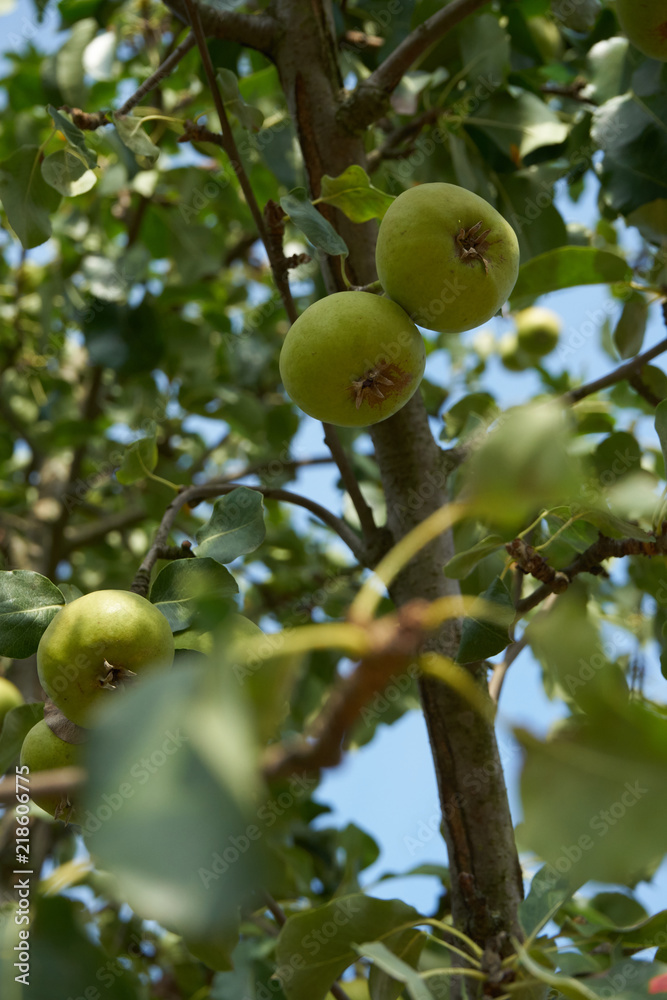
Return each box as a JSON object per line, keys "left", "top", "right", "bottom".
{"left": 271, "top": 0, "right": 524, "bottom": 952}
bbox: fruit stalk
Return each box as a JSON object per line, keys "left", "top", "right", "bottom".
{"left": 271, "top": 0, "right": 524, "bottom": 957}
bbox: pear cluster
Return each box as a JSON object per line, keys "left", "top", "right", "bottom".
{"left": 279, "top": 183, "right": 520, "bottom": 428}
{"left": 20, "top": 590, "right": 174, "bottom": 821}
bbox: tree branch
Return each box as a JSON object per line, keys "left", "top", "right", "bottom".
{"left": 183, "top": 0, "right": 297, "bottom": 324}
{"left": 0, "top": 766, "right": 85, "bottom": 805}
{"left": 338, "top": 0, "right": 490, "bottom": 131}
{"left": 162, "top": 1, "right": 277, "bottom": 55}
{"left": 563, "top": 335, "right": 667, "bottom": 404}
{"left": 512, "top": 532, "right": 667, "bottom": 616}
{"left": 131, "top": 481, "right": 365, "bottom": 596}
{"left": 116, "top": 32, "right": 197, "bottom": 116}
{"left": 322, "top": 423, "right": 377, "bottom": 538}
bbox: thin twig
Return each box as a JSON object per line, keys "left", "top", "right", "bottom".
{"left": 183, "top": 0, "right": 297, "bottom": 324}
{"left": 563, "top": 335, "right": 667, "bottom": 405}
{"left": 338, "top": 0, "right": 490, "bottom": 130}
{"left": 116, "top": 32, "right": 197, "bottom": 116}
{"left": 322, "top": 423, "right": 377, "bottom": 538}
{"left": 131, "top": 481, "right": 365, "bottom": 596}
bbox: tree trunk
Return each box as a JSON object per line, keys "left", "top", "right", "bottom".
{"left": 272, "top": 0, "right": 524, "bottom": 952}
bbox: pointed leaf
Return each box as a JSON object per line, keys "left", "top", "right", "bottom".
{"left": 217, "top": 68, "right": 264, "bottom": 131}
{"left": 275, "top": 895, "right": 422, "bottom": 1000}
{"left": 356, "top": 941, "right": 433, "bottom": 1000}
{"left": 150, "top": 558, "right": 238, "bottom": 632}
{"left": 655, "top": 400, "right": 667, "bottom": 478}
{"left": 457, "top": 576, "right": 514, "bottom": 664}
{"left": 47, "top": 104, "right": 98, "bottom": 167}
{"left": 519, "top": 865, "right": 580, "bottom": 939}
{"left": 195, "top": 488, "right": 265, "bottom": 564}
{"left": 113, "top": 112, "right": 160, "bottom": 168}
{"left": 280, "top": 188, "right": 348, "bottom": 257}
{"left": 41, "top": 149, "right": 97, "bottom": 196}
{"left": 115, "top": 436, "right": 158, "bottom": 485}
{"left": 0, "top": 146, "right": 61, "bottom": 249}
{"left": 318, "top": 166, "right": 394, "bottom": 223}
{"left": 0, "top": 571, "right": 65, "bottom": 658}
{"left": 444, "top": 536, "right": 504, "bottom": 580}
{"left": 613, "top": 294, "right": 648, "bottom": 360}
{"left": 510, "top": 247, "right": 632, "bottom": 307}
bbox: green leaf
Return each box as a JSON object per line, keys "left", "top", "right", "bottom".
{"left": 217, "top": 68, "right": 264, "bottom": 132}
{"left": 113, "top": 112, "right": 160, "bottom": 168}
{"left": 83, "top": 660, "right": 266, "bottom": 940}
{"left": 0, "top": 703, "right": 44, "bottom": 775}
{"left": 274, "top": 895, "right": 422, "bottom": 1000}
{"left": 368, "top": 930, "right": 426, "bottom": 1000}
{"left": 655, "top": 400, "right": 667, "bottom": 478}
{"left": 518, "top": 704, "right": 667, "bottom": 884}
{"left": 613, "top": 294, "right": 648, "bottom": 360}
{"left": 280, "top": 188, "right": 349, "bottom": 257}
{"left": 41, "top": 148, "right": 97, "bottom": 196}
{"left": 47, "top": 104, "right": 98, "bottom": 167}
{"left": 150, "top": 558, "right": 238, "bottom": 632}
{"left": 0, "top": 571, "right": 65, "bottom": 659}
{"left": 444, "top": 536, "right": 504, "bottom": 580}
{"left": 29, "top": 895, "right": 141, "bottom": 1000}
{"left": 593, "top": 94, "right": 667, "bottom": 216}
{"left": 519, "top": 865, "right": 579, "bottom": 939}
{"left": 318, "top": 166, "right": 394, "bottom": 223}
{"left": 115, "top": 436, "right": 158, "bottom": 485}
{"left": 0, "top": 146, "right": 61, "bottom": 249}
{"left": 457, "top": 575, "right": 514, "bottom": 664}
{"left": 195, "top": 488, "right": 266, "bottom": 564}
{"left": 469, "top": 89, "right": 569, "bottom": 161}
{"left": 356, "top": 941, "right": 433, "bottom": 1000}
{"left": 510, "top": 247, "right": 632, "bottom": 307}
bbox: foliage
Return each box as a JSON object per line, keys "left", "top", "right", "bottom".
{"left": 0, "top": 1, "right": 667, "bottom": 998}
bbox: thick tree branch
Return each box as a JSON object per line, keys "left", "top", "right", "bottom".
{"left": 162, "top": 1, "right": 277, "bottom": 55}
{"left": 564, "top": 335, "right": 667, "bottom": 404}
{"left": 338, "top": 0, "right": 490, "bottom": 131}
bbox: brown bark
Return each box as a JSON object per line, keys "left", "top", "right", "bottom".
{"left": 240, "top": 0, "right": 524, "bottom": 952}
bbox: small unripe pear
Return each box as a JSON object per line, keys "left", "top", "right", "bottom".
{"left": 616, "top": 0, "right": 667, "bottom": 61}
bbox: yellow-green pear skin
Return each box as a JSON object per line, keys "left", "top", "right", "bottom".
{"left": 37, "top": 590, "right": 174, "bottom": 726}
{"left": 19, "top": 719, "right": 81, "bottom": 819}
{"left": 0, "top": 677, "right": 24, "bottom": 730}
{"left": 279, "top": 291, "right": 425, "bottom": 427}
{"left": 376, "top": 183, "right": 520, "bottom": 334}
{"left": 515, "top": 307, "right": 561, "bottom": 357}
{"left": 616, "top": 0, "right": 667, "bottom": 60}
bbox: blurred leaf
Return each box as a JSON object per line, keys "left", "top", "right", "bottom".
{"left": 593, "top": 94, "right": 667, "bottom": 216}
{"left": 469, "top": 89, "right": 568, "bottom": 161}
{"left": 41, "top": 148, "right": 97, "bottom": 196}
{"left": 47, "top": 104, "right": 97, "bottom": 167}
{"left": 280, "top": 188, "right": 349, "bottom": 257}
{"left": 275, "top": 895, "right": 422, "bottom": 1000}
{"left": 150, "top": 558, "right": 238, "bottom": 632}
{"left": 444, "top": 536, "right": 505, "bottom": 580}
{"left": 195, "top": 488, "right": 266, "bottom": 564}
{"left": 457, "top": 575, "right": 514, "bottom": 664}
{"left": 113, "top": 112, "right": 160, "bottom": 168}
{"left": 318, "top": 166, "right": 394, "bottom": 223}
{"left": 55, "top": 17, "right": 97, "bottom": 105}
{"left": 518, "top": 704, "right": 667, "bottom": 884}
{"left": 368, "top": 930, "right": 426, "bottom": 1000}
{"left": 357, "top": 941, "right": 432, "bottom": 1000}
{"left": 613, "top": 295, "right": 648, "bottom": 360}
{"left": 0, "top": 571, "right": 65, "bottom": 658}
{"left": 115, "top": 436, "right": 158, "bottom": 485}
{"left": 0, "top": 703, "right": 44, "bottom": 774}
{"left": 655, "top": 401, "right": 667, "bottom": 477}
{"left": 217, "top": 68, "right": 264, "bottom": 131}
{"left": 511, "top": 248, "right": 632, "bottom": 307}
{"left": 519, "top": 864, "right": 579, "bottom": 938}
{"left": 0, "top": 146, "right": 61, "bottom": 249}
{"left": 30, "top": 895, "right": 140, "bottom": 1000}
{"left": 83, "top": 660, "right": 267, "bottom": 939}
